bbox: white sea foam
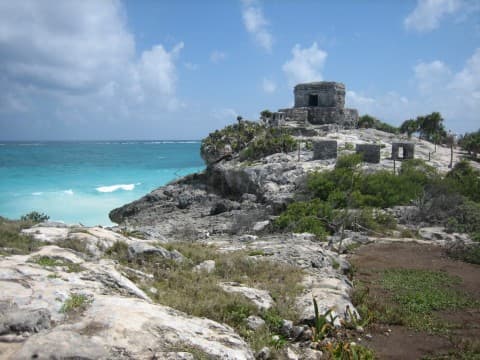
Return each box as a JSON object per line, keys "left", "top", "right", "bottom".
{"left": 63, "top": 189, "right": 74, "bottom": 195}
{"left": 32, "top": 192, "right": 43, "bottom": 196}
{"left": 96, "top": 184, "right": 136, "bottom": 193}
{"left": 142, "top": 141, "right": 198, "bottom": 145}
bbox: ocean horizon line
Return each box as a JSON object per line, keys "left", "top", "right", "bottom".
{"left": 0, "top": 139, "right": 201, "bottom": 143}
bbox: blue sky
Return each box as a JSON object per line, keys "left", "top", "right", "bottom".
{"left": 0, "top": 0, "right": 479, "bottom": 140}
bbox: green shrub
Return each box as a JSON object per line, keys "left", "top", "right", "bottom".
{"left": 20, "top": 211, "right": 49, "bottom": 223}
{"left": 274, "top": 199, "right": 333, "bottom": 239}
{"left": 356, "top": 208, "right": 397, "bottom": 234}
{"left": 446, "top": 242, "right": 480, "bottom": 265}
{"left": 445, "top": 160, "right": 480, "bottom": 202}
{"left": 61, "top": 293, "right": 91, "bottom": 314}
{"left": 306, "top": 156, "right": 431, "bottom": 209}
{"left": 358, "top": 114, "right": 398, "bottom": 134}
{"left": 240, "top": 128, "right": 296, "bottom": 161}
{"left": 445, "top": 200, "right": 480, "bottom": 236}
{"left": 201, "top": 121, "right": 265, "bottom": 162}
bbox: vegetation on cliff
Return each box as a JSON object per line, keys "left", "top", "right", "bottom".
{"left": 201, "top": 121, "right": 296, "bottom": 164}
{"left": 275, "top": 154, "right": 480, "bottom": 245}
{"left": 357, "top": 114, "right": 399, "bottom": 134}
{"left": 459, "top": 129, "right": 480, "bottom": 159}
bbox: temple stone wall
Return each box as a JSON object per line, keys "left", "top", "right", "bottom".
{"left": 294, "top": 82, "right": 345, "bottom": 109}
{"left": 313, "top": 140, "right": 338, "bottom": 160}
{"left": 391, "top": 142, "right": 415, "bottom": 160}
{"left": 356, "top": 144, "right": 381, "bottom": 163}
{"left": 273, "top": 81, "right": 358, "bottom": 129}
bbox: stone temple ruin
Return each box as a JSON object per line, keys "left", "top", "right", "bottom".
{"left": 268, "top": 82, "right": 359, "bottom": 128}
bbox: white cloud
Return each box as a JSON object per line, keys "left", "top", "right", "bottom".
{"left": 241, "top": 0, "right": 273, "bottom": 52}
{"left": 413, "top": 60, "right": 452, "bottom": 94}
{"left": 262, "top": 78, "right": 276, "bottom": 93}
{"left": 347, "top": 48, "right": 480, "bottom": 132}
{"left": 404, "top": 0, "right": 462, "bottom": 32}
{"left": 282, "top": 42, "right": 327, "bottom": 86}
{"left": 0, "top": 0, "right": 184, "bottom": 123}
{"left": 210, "top": 50, "right": 227, "bottom": 63}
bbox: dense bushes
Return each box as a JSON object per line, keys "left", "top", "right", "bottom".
{"left": 307, "top": 155, "right": 435, "bottom": 209}
{"left": 458, "top": 129, "right": 480, "bottom": 159}
{"left": 276, "top": 154, "right": 480, "bottom": 241}
{"left": 201, "top": 121, "right": 265, "bottom": 162}
{"left": 399, "top": 112, "right": 447, "bottom": 143}
{"left": 445, "top": 160, "right": 480, "bottom": 202}
{"left": 240, "top": 128, "right": 296, "bottom": 161}
{"left": 357, "top": 114, "right": 399, "bottom": 134}
{"left": 201, "top": 121, "right": 297, "bottom": 163}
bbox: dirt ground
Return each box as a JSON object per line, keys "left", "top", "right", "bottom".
{"left": 349, "top": 242, "right": 480, "bottom": 360}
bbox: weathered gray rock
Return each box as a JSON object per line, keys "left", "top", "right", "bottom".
{"left": 280, "top": 319, "right": 294, "bottom": 338}
{"left": 193, "top": 260, "right": 216, "bottom": 274}
{"left": 0, "top": 307, "right": 51, "bottom": 335}
{"left": 220, "top": 282, "right": 274, "bottom": 310}
{"left": 419, "top": 227, "right": 470, "bottom": 243}
{"left": 0, "top": 248, "right": 255, "bottom": 360}
{"left": 210, "top": 199, "right": 240, "bottom": 215}
{"left": 253, "top": 220, "right": 270, "bottom": 232}
{"left": 13, "top": 330, "right": 108, "bottom": 360}
{"left": 246, "top": 315, "right": 265, "bottom": 331}
{"left": 127, "top": 242, "right": 184, "bottom": 262}
{"left": 256, "top": 347, "right": 271, "bottom": 360}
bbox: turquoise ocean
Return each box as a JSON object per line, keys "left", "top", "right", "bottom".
{"left": 0, "top": 141, "right": 204, "bottom": 226}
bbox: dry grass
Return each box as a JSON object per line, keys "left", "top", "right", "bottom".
{"left": 0, "top": 217, "right": 41, "bottom": 255}
{"left": 105, "top": 241, "right": 305, "bottom": 353}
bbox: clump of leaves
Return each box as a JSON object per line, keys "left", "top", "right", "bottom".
{"left": 61, "top": 293, "right": 92, "bottom": 315}
{"left": 324, "top": 340, "right": 375, "bottom": 360}
{"left": 20, "top": 211, "right": 50, "bottom": 224}
{"left": 311, "top": 298, "right": 337, "bottom": 341}
{"left": 200, "top": 121, "right": 265, "bottom": 162}
{"left": 32, "top": 256, "right": 85, "bottom": 273}
{"left": 240, "top": 128, "right": 297, "bottom": 161}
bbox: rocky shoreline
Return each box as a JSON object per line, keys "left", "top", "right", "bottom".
{"left": 0, "top": 127, "right": 477, "bottom": 359}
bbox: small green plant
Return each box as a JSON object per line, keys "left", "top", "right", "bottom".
{"left": 324, "top": 340, "right": 374, "bottom": 360}
{"left": 20, "top": 211, "right": 50, "bottom": 223}
{"left": 331, "top": 257, "right": 340, "bottom": 270}
{"left": 32, "top": 256, "right": 85, "bottom": 273}
{"left": 248, "top": 249, "right": 266, "bottom": 256}
{"left": 33, "top": 256, "right": 59, "bottom": 267}
{"left": 311, "top": 298, "right": 337, "bottom": 342}
{"left": 341, "top": 305, "right": 371, "bottom": 329}
{"left": 61, "top": 293, "right": 91, "bottom": 314}
{"left": 354, "top": 269, "right": 478, "bottom": 333}
{"left": 119, "top": 228, "right": 146, "bottom": 239}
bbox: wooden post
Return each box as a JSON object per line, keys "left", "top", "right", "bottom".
{"left": 449, "top": 144, "right": 453, "bottom": 168}
{"left": 297, "top": 141, "right": 300, "bottom": 162}
{"left": 393, "top": 159, "right": 396, "bottom": 175}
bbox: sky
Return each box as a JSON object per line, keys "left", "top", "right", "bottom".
{"left": 0, "top": 0, "right": 479, "bottom": 140}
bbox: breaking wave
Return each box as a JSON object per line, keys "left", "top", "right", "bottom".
{"left": 95, "top": 184, "right": 137, "bottom": 193}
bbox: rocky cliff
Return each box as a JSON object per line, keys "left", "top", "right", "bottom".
{"left": 1, "top": 124, "right": 476, "bottom": 359}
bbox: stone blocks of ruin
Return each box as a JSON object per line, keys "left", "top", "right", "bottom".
{"left": 356, "top": 144, "right": 381, "bottom": 163}
{"left": 313, "top": 140, "right": 338, "bottom": 160}
{"left": 391, "top": 142, "right": 415, "bottom": 160}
